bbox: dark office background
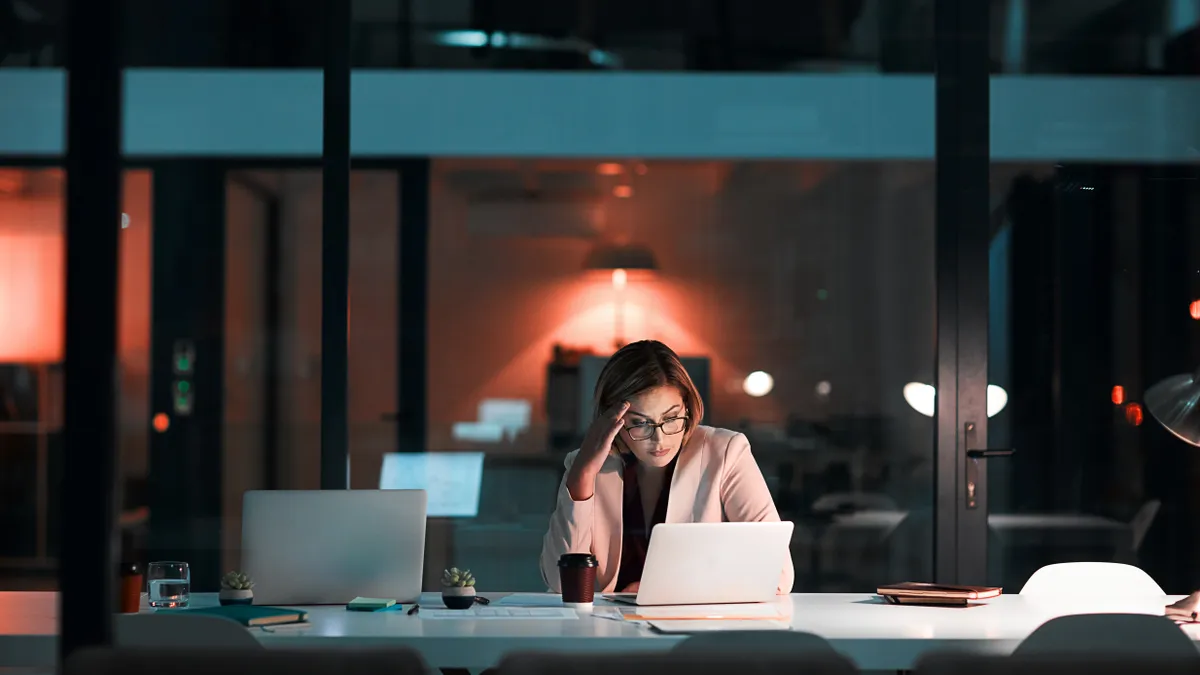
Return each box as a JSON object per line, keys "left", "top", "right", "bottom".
{"left": 2, "top": 0, "right": 1199, "bottom": 616}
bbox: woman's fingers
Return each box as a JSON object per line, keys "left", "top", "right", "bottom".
{"left": 606, "top": 401, "right": 631, "bottom": 422}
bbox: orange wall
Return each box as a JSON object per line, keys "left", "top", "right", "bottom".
{"left": 265, "top": 161, "right": 937, "bottom": 465}
{"left": 0, "top": 170, "right": 153, "bottom": 480}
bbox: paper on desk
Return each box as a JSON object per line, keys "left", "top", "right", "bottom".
{"left": 648, "top": 619, "right": 791, "bottom": 633}
{"left": 258, "top": 622, "right": 314, "bottom": 633}
{"left": 420, "top": 607, "right": 579, "bottom": 620}
{"left": 496, "top": 593, "right": 564, "bottom": 607}
{"left": 620, "top": 604, "right": 785, "bottom": 621}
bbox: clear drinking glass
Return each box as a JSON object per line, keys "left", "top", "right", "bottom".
{"left": 147, "top": 561, "right": 190, "bottom": 608}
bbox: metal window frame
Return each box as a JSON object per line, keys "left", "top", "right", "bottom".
{"left": 933, "top": 0, "right": 992, "bottom": 583}
{"left": 52, "top": 0, "right": 1002, "bottom": 651}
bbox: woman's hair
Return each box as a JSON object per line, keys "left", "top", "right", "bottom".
{"left": 591, "top": 340, "right": 704, "bottom": 446}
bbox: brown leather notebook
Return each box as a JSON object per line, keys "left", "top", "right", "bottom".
{"left": 878, "top": 583, "right": 1002, "bottom": 606}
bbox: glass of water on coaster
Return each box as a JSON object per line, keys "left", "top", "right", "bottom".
{"left": 147, "top": 561, "right": 190, "bottom": 609}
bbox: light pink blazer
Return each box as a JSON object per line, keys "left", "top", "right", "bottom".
{"left": 540, "top": 425, "right": 795, "bottom": 594}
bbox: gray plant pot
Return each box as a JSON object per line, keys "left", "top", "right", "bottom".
{"left": 441, "top": 585, "right": 475, "bottom": 610}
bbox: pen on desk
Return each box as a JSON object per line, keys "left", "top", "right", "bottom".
{"left": 407, "top": 604, "right": 419, "bottom": 616}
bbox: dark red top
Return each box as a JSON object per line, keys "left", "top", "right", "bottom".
{"left": 614, "top": 453, "right": 677, "bottom": 591}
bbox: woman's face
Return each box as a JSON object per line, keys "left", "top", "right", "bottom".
{"left": 618, "top": 385, "right": 687, "bottom": 468}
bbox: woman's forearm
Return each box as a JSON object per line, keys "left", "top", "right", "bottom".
{"left": 565, "top": 459, "right": 602, "bottom": 501}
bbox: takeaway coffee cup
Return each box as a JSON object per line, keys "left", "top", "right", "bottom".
{"left": 558, "top": 553, "right": 598, "bottom": 608}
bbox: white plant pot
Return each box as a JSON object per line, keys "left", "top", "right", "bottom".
{"left": 219, "top": 588, "right": 254, "bottom": 605}
{"left": 441, "top": 585, "right": 476, "bottom": 609}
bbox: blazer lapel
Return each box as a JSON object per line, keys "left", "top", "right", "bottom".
{"left": 593, "top": 453, "right": 625, "bottom": 592}
{"left": 666, "top": 426, "right": 708, "bottom": 524}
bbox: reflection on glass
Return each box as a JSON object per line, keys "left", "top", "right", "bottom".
{"left": 380, "top": 452, "right": 486, "bottom": 517}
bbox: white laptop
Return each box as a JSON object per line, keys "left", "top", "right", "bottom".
{"left": 241, "top": 489, "right": 427, "bottom": 605}
{"left": 605, "top": 521, "right": 794, "bottom": 606}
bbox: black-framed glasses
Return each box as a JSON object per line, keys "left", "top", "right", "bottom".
{"left": 624, "top": 416, "right": 687, "bottom": 441}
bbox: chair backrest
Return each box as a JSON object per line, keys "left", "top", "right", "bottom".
{"left": 497, "top": 651, "right": 858, "bottom": 675}
{"left": 116, "top": 614, "right": 263, "bottom": 649}
{"left": 812, "top": 492, "right": 897, "bottom": 513}
{"left": 671, "top": 630, "right": 837, "bottom": 655}
{"left": 1019, "top": 562, "right": 1164, "bottom": 596}
{"left": 1014, "top": 613, "right": 1200, "bottom": 657}
{"left": 66, "top": 647, "right": 428, "bottom": 675}
{"left": 918, "top": 653, "right": 1200, "bottom": 675}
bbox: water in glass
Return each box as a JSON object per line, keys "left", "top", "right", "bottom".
{"left": 147, "top": 562, "right": 190, "bottom": 608}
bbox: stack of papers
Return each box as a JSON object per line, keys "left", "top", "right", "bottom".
{"left": 617, "top": 604, "right": 791, "bottom": 633}
{"left": 620, "top": 604, "right": 786, "bottom": 622}
{"left": 420, "top": 607, "right": 579, "bottom": 620}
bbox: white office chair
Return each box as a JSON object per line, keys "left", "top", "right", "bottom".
{"left": 1019, "top": 562, "right": 1164, "bottom": 596}
{"left": 116, "top": 614, "right": 262, "bottom": 649}
{"left": 671, "top": 630, "right": 836, "bottom": 655}
{"left": 1013, "top": 613, "right": 1200, "bottom": 657}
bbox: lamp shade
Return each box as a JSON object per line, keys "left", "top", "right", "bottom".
{"left": 0, "top": 229, "right": 63, "bottom": 363}
{"left": 583, "top": 243, "right": 658, "bottom": 271}
{"left": 1145, "top": 367, "right": 1200, "bottom": 447}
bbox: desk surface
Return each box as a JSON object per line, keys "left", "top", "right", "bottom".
{"left": 3, "top": 591, "right": 1197, "bottom": 670}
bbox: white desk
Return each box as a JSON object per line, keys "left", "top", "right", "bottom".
{"left": 3, "top": 591, "right": 1197, "bottom": 671}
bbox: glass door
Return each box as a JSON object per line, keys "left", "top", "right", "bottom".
{"left": 970, "top": 2, "right": 1200, "bottom": 593}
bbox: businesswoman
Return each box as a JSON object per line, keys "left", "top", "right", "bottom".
{"left": 540, "top": 340, "right": 795, "bottom": 595}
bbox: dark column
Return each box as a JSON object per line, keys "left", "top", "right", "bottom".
{"left": 397, "top": 160, "right": 431, "bottom": 453}
{"left": 1005, "top": 175, "right": 1056, "bottom": 513}
{"left": 1139, "top": 167, "right": 1198, "bottom": 592}
{"left": 263, "top": 197, "right": 282, "bottom": 490}
{"left": 61, "top": 0, "right": 122, "bottom": 657}
{"left": 933, "top": 0, "right": 990, "bottom": 583}
{"left": 147, "top": 162, "right": 226, "bottom": 591}
{"left": 1053, "top": 166, "right": 1112, "bottom": 515}
{"left": 321, "top": 0, "right": 351, "bottom": 489}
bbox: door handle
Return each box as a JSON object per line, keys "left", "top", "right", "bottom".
{"left": 966, "top": 449, "right": 1015, "bottom": 459}
{"left": 964, "top": 422, "right": 1015, "bottom": 510}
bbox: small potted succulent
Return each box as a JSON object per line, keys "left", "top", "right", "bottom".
{"left": 219, "top": 571, "right": 255, "bottom": 606}
{"left": 441, "top": 567, "right": 476, "bottom": 609}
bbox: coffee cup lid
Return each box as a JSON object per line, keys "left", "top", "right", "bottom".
{"left": 558, "top": 553, "right": 598, "bottom": 567}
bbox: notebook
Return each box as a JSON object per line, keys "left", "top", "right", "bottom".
{"left": 347, "top": 597, "right": 396, "bottom": 611}
{"left": 182, "top": 605, "right": 308, "bottom": 626}
{"left": 878, "top": 583, "right": 1002, "bottom": 606}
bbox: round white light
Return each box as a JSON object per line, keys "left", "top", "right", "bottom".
{"left": 743, "top": 371, "right": 774, "bottom": 397}
{"left": 987, "top": 384, "right": 1008, "bottom": 417}
{"left": 611, "top": 268, "right": 627, "bottom": 290}
{"left": 815, "top": 380, "right": 832, "bottom": 397}
{"left": 903, "top": 382, "right": 937, "bottom": 417}
{"left": 902, "top": 382, "right": 1009, "bottom": 418}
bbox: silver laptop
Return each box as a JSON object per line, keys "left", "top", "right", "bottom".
{"left": 606, "top": 521, "right": 793, "bottom": 606}
{"left": 241, "top": 489, "right": 427, "bottom": 605}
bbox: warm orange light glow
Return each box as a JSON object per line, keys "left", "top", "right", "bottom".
{"left": 613, "top": 185, "right": 633, "bottom": 198}
{"left": 1111, "top": 385, "right": 1125, "bottom": 405}
{"left": 0, "top": 231, "right": 64, "bottom": 363}
{"left": 152, "top": 413, "right": 170, "bottom": 433}
{"left": 597, "top": 163, "right": 624, "bottom": 176}
{"left": 611, "top": 268, "right": 627, "bottom": 290}
{"left": 1125, "top": 402, "right": 1144, "bottom": 426}
{"left": 1190, "top": 299, "right": 1200, "bottom": 320}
